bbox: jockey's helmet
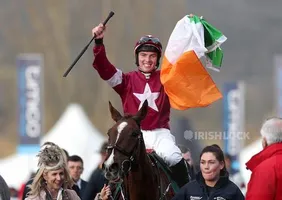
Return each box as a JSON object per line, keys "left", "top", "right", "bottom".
{"left": 134, "top": 35, "right": 162, "bottom": 69}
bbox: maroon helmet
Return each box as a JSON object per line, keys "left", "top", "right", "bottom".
{"left": 134, "top": 35, "right": 162, "bottom": 68}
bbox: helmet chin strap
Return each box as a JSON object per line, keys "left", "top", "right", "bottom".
{"left": 138, "top": 66, "right": 158, "bottom": 79}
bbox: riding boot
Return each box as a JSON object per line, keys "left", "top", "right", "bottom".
{"left": 169, "top": 158, "right": 190, "bottom": 188}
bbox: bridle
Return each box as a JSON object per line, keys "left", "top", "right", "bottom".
{"left": 106, "top": 130, "right": 143, "bottom": 174}
{"left": 106, "top": 130, "right": 143, "bottom": 200}
{"left": 106, "top": 128, "right": 171, "bottom": 200}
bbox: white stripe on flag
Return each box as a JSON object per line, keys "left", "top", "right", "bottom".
{"left": 164, "top": 16, "right": 207, "bottom": 65}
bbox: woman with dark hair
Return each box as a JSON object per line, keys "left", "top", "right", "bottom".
{"left": 172, "top": 144, "right": 244, "bottom": 200}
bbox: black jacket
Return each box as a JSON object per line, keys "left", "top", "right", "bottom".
{"left": 79, "top": 179, "right": 88, "bottom": 197}
{"left": 172, "top": 171, "right": 245, "bottom": 200}
{"left": 82, "top": 168, "right": 108, "bottom": 200}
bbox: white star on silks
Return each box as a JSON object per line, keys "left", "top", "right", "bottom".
{"left": 133, "top": 83, "right": 160, "bottom": 112}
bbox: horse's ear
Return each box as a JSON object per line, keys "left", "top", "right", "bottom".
{"left": 133, "top": 100, "right": 148, "bottom": 123}
{"left": 109, "top": 101, "right": 122, "bottom": 122}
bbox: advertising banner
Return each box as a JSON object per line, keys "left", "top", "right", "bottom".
{"left": 17, "top": 54, "right": 43, "bottom": 153}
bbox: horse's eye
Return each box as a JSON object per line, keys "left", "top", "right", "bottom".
{"left": 132, "top": 131, "right": 139, "bottom": 137}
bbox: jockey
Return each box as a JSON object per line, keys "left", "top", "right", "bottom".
{"left": 91, "top": 24, "right": 189, "bottom": 187}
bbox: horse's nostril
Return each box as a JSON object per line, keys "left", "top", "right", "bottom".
{"left": 109, "top": 163, "right": 119, "bottom": 172}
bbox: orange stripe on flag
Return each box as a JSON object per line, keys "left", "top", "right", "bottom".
{"left": 161, "top": 50, "right": 222, "bottom": 110}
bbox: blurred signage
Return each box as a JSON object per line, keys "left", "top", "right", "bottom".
{"left": 223, "top": 81, "right": 245, "bottom": 172}
{"left": 275, "top": 55, "right": 282, "bottom": 117}
{"left": 17, "top": 54, "right": 43, "bottom": 153}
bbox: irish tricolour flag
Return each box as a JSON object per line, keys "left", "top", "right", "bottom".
{"left": 160, "top": 15, "right": 227, "bottom": 110}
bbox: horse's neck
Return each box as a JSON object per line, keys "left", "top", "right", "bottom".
{"left": 124, "top": 144, "right": 158, "bottom": 200}
{"left": 136, "top": 144, "right": 154, "bottom": 177}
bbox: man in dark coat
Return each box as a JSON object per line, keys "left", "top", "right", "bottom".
{"left": 82, "top": 142, "right": 108, "bottom": 200}
{"left": 67, "top": 155, "right": 88, "bottom": 197}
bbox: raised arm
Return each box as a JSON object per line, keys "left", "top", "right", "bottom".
{"left": 92, "top": 24, "right": 127, "bottom": 96}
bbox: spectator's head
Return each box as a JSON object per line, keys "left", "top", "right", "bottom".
{"left": 199, "top": 144, "right": 227, "bottom": 186}
{"left": 260, "top": 117, "right": 282, "bottom": 148}
{"left": 28, "top": 142, "right": 73, "bottom": 197}
{"left": 178, "top": 144, "right": 193, "bottom": 166}
{"left": 67, "top": 155, "right": 84, "bottom": 182}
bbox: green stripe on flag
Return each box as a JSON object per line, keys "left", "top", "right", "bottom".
{"left": 201, "top": 19, "right": 225, "bottom": 47}
{"left": 207, "top": 47, "right": 224, "bottom": 71}
{"left": 187, "top": 15, "right": 201, "bottom": 24}
{"left": 186, "top": 14, "right": 227, "bottom": 71}
{"left": 200, "top": 17, "right": 227, "bottom": 71}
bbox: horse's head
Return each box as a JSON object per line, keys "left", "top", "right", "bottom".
{"left": 103, "top": 100, "right": 148, "bottom": 183}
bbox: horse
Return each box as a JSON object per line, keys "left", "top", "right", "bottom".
{"left": 103, "top": 100, "right": 178, "bottom": 200}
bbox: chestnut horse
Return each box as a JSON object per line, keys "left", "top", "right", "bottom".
{"left": 103, "top": 100, "right": 177, "bottom": 200}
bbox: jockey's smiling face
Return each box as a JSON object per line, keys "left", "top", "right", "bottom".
{"left": 138, "top": 51, "right": 158, "bottom": 73}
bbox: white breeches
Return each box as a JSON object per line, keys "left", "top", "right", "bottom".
{"left": 142, "top": 128, "right": 183, "bottom": 167}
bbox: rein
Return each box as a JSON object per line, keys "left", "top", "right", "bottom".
{"left": 107, "top": 131, "right": 143, "bottom": 174}
{"left": 109, "top": 131, "right": 143, "bottom": 200}
{"left": 106, "top": 121, "right": 174, "bottom": 200}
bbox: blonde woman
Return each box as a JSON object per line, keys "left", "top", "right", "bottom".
{"left": 25, "top": 142, "right": 80, "bottom": 200}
